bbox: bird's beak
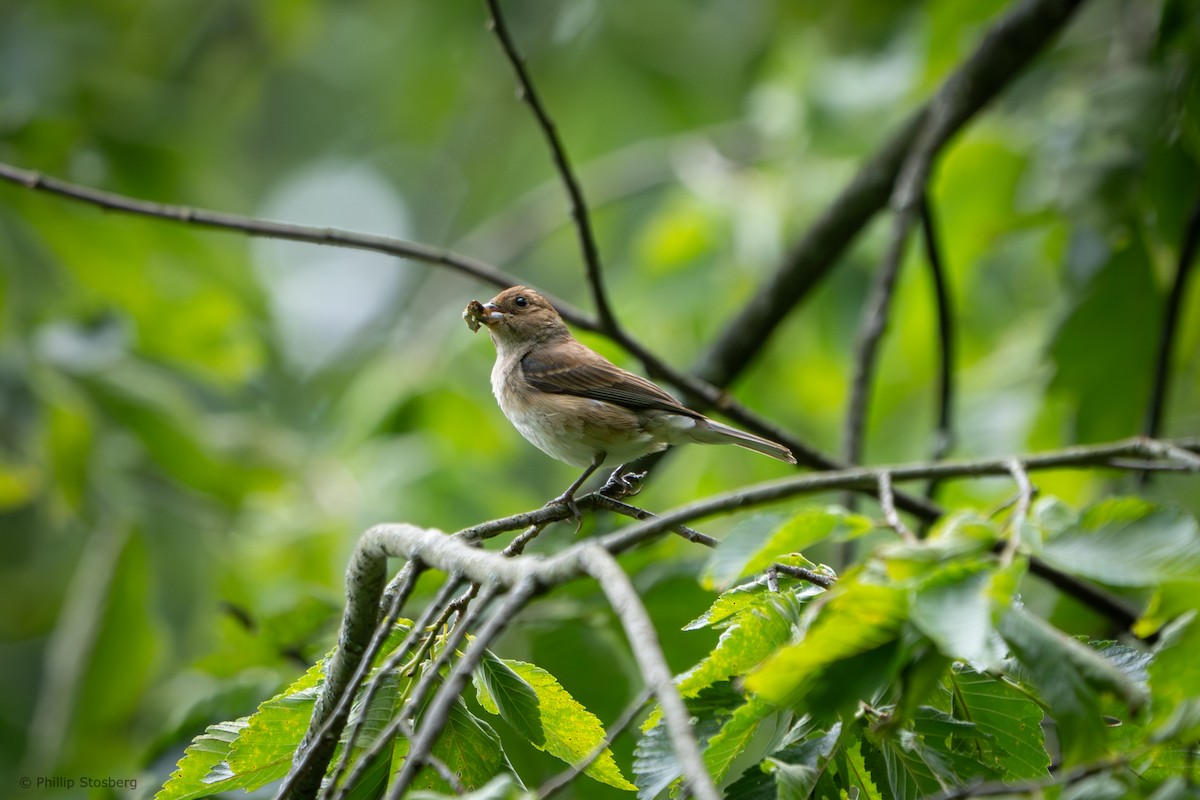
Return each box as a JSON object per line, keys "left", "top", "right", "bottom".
{"left": 463, "top": 300, "right": 505, "bottom": 333}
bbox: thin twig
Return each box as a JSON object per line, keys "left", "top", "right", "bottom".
{"left": 320, "top": 574, "right": 465, "bottom": 797}
{"left": 386, "top": 581, "right": 535, "bottom": 799}
{"left": 592, "top": 495, "right": 720, "bottom": 548}
{"left": 578, "top": 546, "right": 721, "bottom": 800}
{"left": 538, "top": 687, "right": 654, "bottom": 798}
{"left": 502, "top": 523, "right": 548, "bottom": 557}
{"left": 769, "top": 563, "right": 837, "bottom": 589}
{"left": 1000, "top": 458, "right": 1033, "bottom": 566}
{"left": 401, "top": 582, "right": 480, "bottom": 676}
{"left": 332, "top": 582, "right": 503, "bottom": 800}
{"left": 921, "top": 196, "right": 956, "bottom": 501}
{"left": 877, "top": 471, "right": 915, "bottom": 542}
{"left": 279, "top": 560, "right": 424, "bottom": 800}
{"left": 1142, "top": 196, "right": 1200, "bottom": 483}
{"left": 482, "top": 0, "right": 616, "bottom": 332}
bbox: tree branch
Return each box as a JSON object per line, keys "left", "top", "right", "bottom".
{"left": 0, "top": 161, "right": 598, "bottom": 332}
{"left": 692, "top": 0, "right": 1089, "bottom": 390}
{"left": 1142, "top": 195, "right": 1200, "bottom": 478}
{"left": 921, "top": 196, "right": 956, "bottom": 499}
{"left": 482, "top": 0, "right": 617, "bottom": 332}
{"left": 578, "top": 546, "right": 721, "bottom": 800}
{"left": 386, "top": 581, "right": 534, "bottom": 799}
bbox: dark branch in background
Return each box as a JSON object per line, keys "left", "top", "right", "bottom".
{"left": 844, "top": 0, "right": 1079, "bottom": 481}
{"left": 1141, "top": 195, "right": 1200, "bottom": 484}
{"left": 691, "top": 0, "right": 1089, "bottom": 390}
{"left": 483, "top": 0, "right": 618, "bottom": 332}
{"left": 922, "top": 197, "right": 956, "bottom": 500}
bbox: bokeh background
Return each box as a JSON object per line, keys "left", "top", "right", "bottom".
{"left": 1, "top": 0, "right": 1197, "bottom": 797}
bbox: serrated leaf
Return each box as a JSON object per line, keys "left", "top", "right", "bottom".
{"left": 745, "top": 583, "right": 907, "bottom": 713}
{"left": 476, "top": 654, "right": 635, "bottom": 791}
{"left": 839, "top": 736, "right": 884, "bottom": 800}
{"left": 685, "top": 581, "right": 824, "bottom": 632}
{"left": 155, "top": 720, "right": 251, "bottom": 800}
{"left": 1040, "top": 500, "right": 1200, "bottom": 587}
{"left": 998, "top": 606, "right": 1146, "bottom": 764}
{"left": 677, "top": 592, "right": 801, "bottom": 698}
{"left": 475, "top": 654, "right": 543, "bottom": 746}
{"left": 633, "top": 684, "right": 738, "bottom": 799}
{"left": 946, "top": 668, "right": 1050, "bottom": 781}
{"left": 703, "top": 696, "right": 774, "bottom": 784}
{"left": 157, "top": 657, "right": 329, "bottom": 800}
{"left": 862, "top": 728, "right": 952, "bottom": 800}
{"left": 416, "top": 700, "right": 514, "bottom": 793}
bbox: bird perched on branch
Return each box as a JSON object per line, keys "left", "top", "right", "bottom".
{"left": 464, "top": 286, "right": 796, "bottom": 511}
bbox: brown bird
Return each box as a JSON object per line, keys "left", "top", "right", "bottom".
{"left": 464, "top": 286, "right": 795, "bottom": 510}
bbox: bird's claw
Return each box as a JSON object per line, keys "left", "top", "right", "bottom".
{"left": 600, "top": 469, "right": 647, "bottom": 499}
{"left": 546, "top": 492, "right": 583, "bottom": 529}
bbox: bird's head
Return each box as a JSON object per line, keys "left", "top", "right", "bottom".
{"left": 463, "top": 286, "right": 568, "bottom": 349}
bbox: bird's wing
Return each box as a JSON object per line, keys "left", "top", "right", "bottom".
{"left": 520, "top": 341, "right": 700, "bottom": 417}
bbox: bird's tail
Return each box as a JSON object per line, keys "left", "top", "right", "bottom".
{"left": 691, "top": 419, "right": 797, "bottom": 464}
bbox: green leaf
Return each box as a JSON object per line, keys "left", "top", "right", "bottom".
{"left": 633, "top": 684, "right": 739, "bottom": 799}
{"left": 475, "top": 653, "right": 543, "bottom": 746}
{"left": 745, "top": 582, "right": 907, "bottom": 713}
{"left": 677, "top": 590, "right": 804, "bottom": 698}
{"left": 703, "top": 509, "right": 864, "bottom": 590}
{"left": 861, "top": 727, "right": 953, "bottom": 800}
{"left": 1149, "top": 611, "right": 1200, "bottom": 735}
{"left": 1039, "top": 499, "right": 1200, "bottom": 587}
{"left": 418, "top": 700, "right": 515, "bottom": 793}
{"left": 408, "top": 774, "right": 534, "bottom": 800}
{"left": 476, "top": 654, "right": 635, "bottom": 791}
{"left": 702, "top": 696, "right": 774, "bottom": 784}
{"left": 156, "top": 658, "right": 326, "bottom": 800}
{"left": 909, "top": 564, "right": 1005, "bottom": 670}
{"left": 155, "top": 720, "right": 251, "bottom": 800}
{"left": 946, "top": 668, "right": 1051, "bottom": 781}
{"left": 998, "top": 606, "right": 1146, "bottom": 764}
{"left": 724, "top": 723, "right": 841, "bottom": 800}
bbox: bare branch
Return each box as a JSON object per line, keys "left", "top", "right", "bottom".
{"left": 332, "top": 582, "right": 503, "bottom": 800}
{"left": 877, "top": 471, "right": 915, "bottom": 542}
{"left": 482, "top": 0, "right": 616, "bottom": 331}
{"left": 578, "top": 546, "right": 721, "bottom": 800}
{"left": 386, "top": 581, "right": 535, "bottom": 799}
{"left": 324, "top": 575, "right": 467, "bottom": 794}
{"left": 999, "top": 458, "right": 1033, "bottom": 565}
{"left": 0, "top": 161, "right": 598, "bottom": 333}
{"left": 279, "top": 553, "right": 425, "bottom": 800}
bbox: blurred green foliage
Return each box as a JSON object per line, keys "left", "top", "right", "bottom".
{"left": 0, "top": 0, "right": 1198, "bottom": 797}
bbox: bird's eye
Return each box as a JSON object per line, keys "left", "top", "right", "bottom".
{"left": 514, "top": 296, "right": 528, "bottom": 308}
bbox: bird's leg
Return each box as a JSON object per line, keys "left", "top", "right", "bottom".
{"left": 547, "top": 451, "right": 606, "bottom": 521}
{"left": 600, "top": 464, "right": 647, "bottom": 499}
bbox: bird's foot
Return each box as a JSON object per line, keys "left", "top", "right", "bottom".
{"left": 600, "top": 468, "right": 647, "bottom": 500}
{"left": 545, "top": 490, "right": 583, "bottom": 530}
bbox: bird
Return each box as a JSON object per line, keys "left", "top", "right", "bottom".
{"left": 464, "top": 286, "right": 796, "bottom": 512}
